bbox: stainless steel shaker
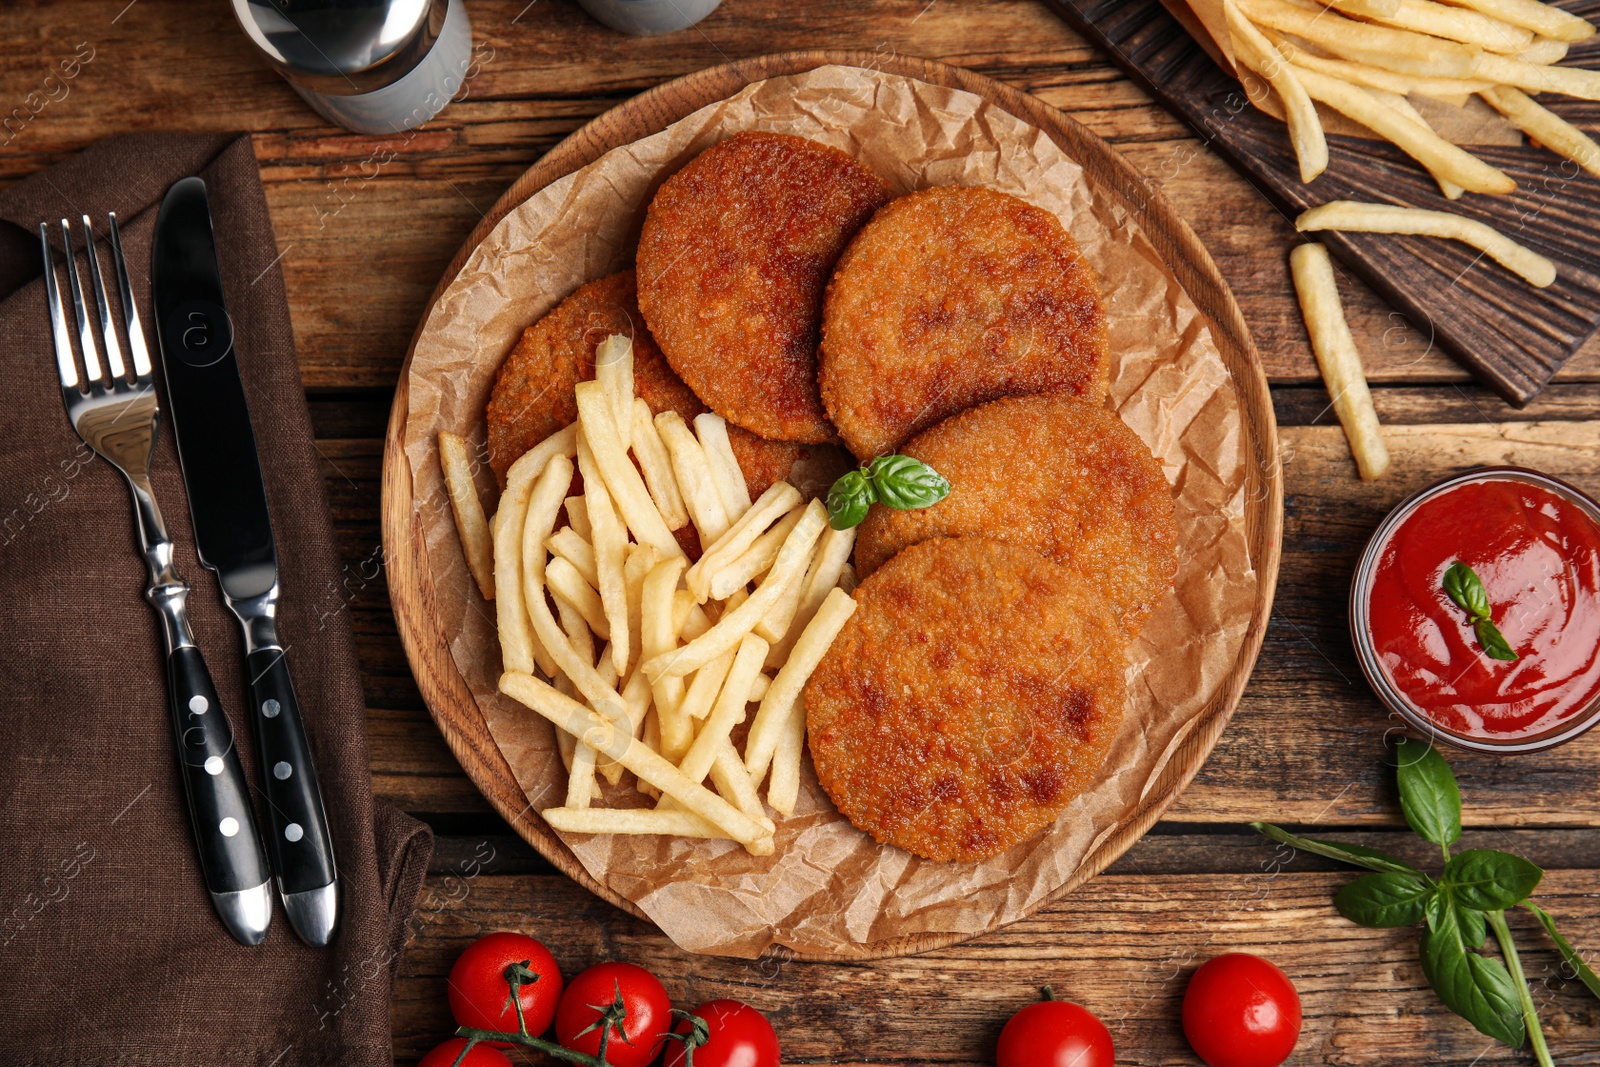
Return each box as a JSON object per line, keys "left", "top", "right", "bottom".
{"left": 231, "top": 0, "right": 474, "bottom": 134}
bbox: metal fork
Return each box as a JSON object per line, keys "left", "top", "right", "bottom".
{"left": 40, "top": 215, "right": 273, "bottom": 946}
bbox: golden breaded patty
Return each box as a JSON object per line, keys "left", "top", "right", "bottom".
{"left": 855, "top": 394, "right": 1177, "bottom": 636}
{"left": 636, "top": 131, "right": 890, "bottom": 444}
{"left": 819, "top": 185, "right": 1110, "bottom": 459}
{"left": 805, "top": 537, "right": 1126, "bottom": 863}
{"left": 485, "top": 270, "right": 839, "bottom": 499}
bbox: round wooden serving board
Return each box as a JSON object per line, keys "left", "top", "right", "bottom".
{"left": 381, "top": 50, "right": 1284, "bottom": 961}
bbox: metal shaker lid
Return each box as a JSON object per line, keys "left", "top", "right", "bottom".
{"left": 231, "top": 0, "right": 447, "bottom": 95}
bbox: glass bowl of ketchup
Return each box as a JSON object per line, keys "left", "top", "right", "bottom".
{"left": 1351, "top": 467, "right": 1600, "bottom": 753}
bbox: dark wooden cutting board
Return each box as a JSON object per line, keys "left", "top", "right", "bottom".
{"left": 1044, "top": 0, "right": 1600, "bottom": 404}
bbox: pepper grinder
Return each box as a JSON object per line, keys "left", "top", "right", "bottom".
{"left": 231, "top": 0, "right": 473, "bottom": 134}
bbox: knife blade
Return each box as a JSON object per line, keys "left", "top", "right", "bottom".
{"left": 153, "top": 176, "right": 340, "bottom": 946}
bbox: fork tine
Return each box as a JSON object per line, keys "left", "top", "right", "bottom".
{"left": 39, "top": 223, "right": 80, "bottom": 392}
{"left": 80, "top": 214, "right": 127, "bottom": 382}
{"left": 59, "top": 218, "right": 104, "bottom": 386}
{"left": 107, "top": 213, "right": 153, "bottom": 380}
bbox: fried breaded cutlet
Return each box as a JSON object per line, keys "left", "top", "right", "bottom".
{"left": 636, "top": 131, "right": 891, "bottom": 444}
{"left": 819, "top": 185, "right": 1110, "bottom": 459}
{"left": 855, "top": 394, "right": 1177, "bottom": 637}
{"left": 805, "top": 537, "right": 1127, "bottom": 863}
{"left": 486, "top": 270, "right": 849, "bottom": 501}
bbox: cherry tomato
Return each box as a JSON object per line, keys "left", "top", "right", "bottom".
{"left": 1182, "top": 953, "right": 1302, "bottom": 1067}
{"left": 416, "top": 1038, "right": 513, "bottom": 1067}
{"left": 662, "top": 999, "right": 781, "bottom": 1067}
{"left": 555, "top": 961, "right": 672, "bottom": 1067}
{"left": 448, "top": 932, "right": 563, "bottom": 1043}
{"left": 995, "top": 990, "right": 1114, "bottom": 1067}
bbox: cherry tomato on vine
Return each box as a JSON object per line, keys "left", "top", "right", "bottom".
{"left": 416, "top": 1038, "right": 513, "bottom": 1067}
{"left": 995, "top": 988, "right": 1114, "bottom": 1067}
{"left": 555, "top": 961, "right": 672, "bottom": 1067}
{"left": 662, "top": 999, "right": 781, "bottom": 1067}
{"left": 448, "top": 932, "right": 564, "bottom": 1043}
{"left": 1182, "top": 953, "right": 1302, "bottom": 1067}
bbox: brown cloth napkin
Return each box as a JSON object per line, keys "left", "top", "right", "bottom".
{"left": 0, "top": 133, "right": 433, "bottom": 1066}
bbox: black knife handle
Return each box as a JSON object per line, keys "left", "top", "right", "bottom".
{"left": 168, "top": 645, "right": 272, "bottom": 896}
{"left": 246, "top": 648, "right": 336, "bottom": 895}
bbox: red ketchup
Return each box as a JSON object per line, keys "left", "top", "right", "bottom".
{"left": 1367, "top": 478, "right": 1600, "bottom": 741}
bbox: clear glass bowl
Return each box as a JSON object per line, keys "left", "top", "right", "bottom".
{"left": 1348, "top": 465, "right": 1600, "bottom": 754}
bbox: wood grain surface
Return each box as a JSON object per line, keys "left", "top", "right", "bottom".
{"left": 381, "top": 48, "right": 1283, "bottom": 961}
{"left": 1047, "top": 0, "right": 1600, "bottom": 406}
{"left": 4, "top": 0, "right": 1600, "bottom": 1062}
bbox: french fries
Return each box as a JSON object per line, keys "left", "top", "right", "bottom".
{"left": 1480, "top": 84, "right": 1600, "bottom": 175}
{"left": 439, "top": 431, "right": 496, "bottom": 600}
{"left": 451, "top": 335, "right": 861, "bottom": 853}
{"left": 1296, "top": 200, "right": 1556, "bottom": 286}
{"left": 1226, "top": 0, "right": 1328, "bottom": 181}
{"left": 1290, "top": 243, "right": 1392, "bottom": 481}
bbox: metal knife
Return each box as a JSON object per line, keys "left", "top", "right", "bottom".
{"left": 153, "top": 176, "right": 340, "bottom": 946}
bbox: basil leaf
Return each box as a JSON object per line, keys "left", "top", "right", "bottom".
{"left": 825, "top": 470, "right": 875, "bottom": 531}
{"left": 1429, "top": 885, "right": 1489, "bottom": 949}
{"left": 1420, "top": 898, "right": 1527, "bottom": 1047}
{"left": 1527, "top": 902, "right": 1600, "bottom": 1004}
{"left": 866, "top": 455, "right": 950, "bottom": 512}
{"left": 1442, "top": 850, "right": 1544, "bottom": 912}
{"left": 1395, "top": 737, "right": 1462, "bottom": 850}
{"left": 1335, "top": 872, "right": 1433, "bottom": 928}
{"left": 1475, "top": 618, "right": 1519, "bottom": 661}
{"left": 1251, "top": 822, "right": 1424, "bottom": 876}
{"left": 1443, "top": 562, "right": 1491, "bottom": 620}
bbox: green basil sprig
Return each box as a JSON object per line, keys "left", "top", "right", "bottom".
{"left": 824, "top": 455, "right": 950, "bottom": 530}
{"left": 1443, "top": 562, "right": 1518, "bottom": 661}
{"left": 1254, "top": 737, "right": 1594, "bottom": 1067}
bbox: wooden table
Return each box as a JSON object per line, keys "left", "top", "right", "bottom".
{"left": 6, "top": 1, "right": 1600, "bottom": 1063}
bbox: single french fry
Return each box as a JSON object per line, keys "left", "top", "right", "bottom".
{"left": 501, "top": 671, "right": 772, "bottom": 851}
{"left": 623, "top": 543, "right": 656, "bottom": 679}
{"left": 643, "top": 501, "right": 826, "bottom": 680}
{"left": 638, "top": 706, "right": 662, "bottom": 799}
{"left": 547, "top": 527, "right": 599, "bottom": 588}
{"left": 746, "top": 586, "right": 858, "bottom": 783}
{"left": 439, "top": 431, "right": 496, "bottom": 599}
{"left": 577, "top": 429, "right": 631, "bottom": 675}
{"left": 574, "top": 382, "right": 682, "bottom": 560}
{"left": 631, "top": 399, "right": 689, "bottom": 530}
{"left": 595, "top": 646, "right": 627, "bottom": 786}
{"left": 710, "top": 507, "right": 807, "bottom": 602}
{"left": 546, "top": 556, "right": 611, "bottom": 641}
{"left": 748, "top": 672, "right": 771, "bottom": 702}
{"left": 554, "top": 586, "right": 597, "bottom": 666}
{"left": 1481, "top": 84, "right": 1600, "bottom": 176}
{"left": 1290, "top": 65, "right": 1517, "bottom": 193}
{"left": 1372, "top": 0, "right": 1532, "bottom": 53}
{"left": 542, "top": 806, "right": 731, "bottom": 839}
{"left": 494, "top": 445, "right": 573, "bottom": 677}
{"left": 655, "top": 410, "right": 731, "bottom": 549}
{"left": 1237, "top": 0, "right": 1482, "bottom": 75}
{"left": 768, "top": 694, "right": 807, "bottom": 817}
{"left": 1226, "top": 0, "right": 1328, "bottom": 181}
{"left": 766, "top": 524, "right": 855, "bottom": 667}
{"left": 640, "top": 556, "right": 688, "bottom": 743}
{"left": 685, "top": 481, "right": 802, "bottom": 602}
{"left": 594, "top": 333, "right": 634, "bottom": 453}
{"left": 1361, "top": 87, "right": 1464, "bottom": 197}
{"left": 694, "top": 412, "right": 752, "bottom": 521}
{"left": 1264, "top": 40, "right": 1494, "bottom": 98}
{"left": 710, "top": 742, "right": 772, "bottom": 830}
{"left": 682, "top": 602, "right": 713, "bottom": 642}
{"left": 680, "top": 634, "right": 768, "bottom": 785}
{"left": 1296, "top": 200, "right": 1555, "bottom": 285}
{"left": 554, "top": 676, "right": 578, "bottom": 774}
{"left": 671, "top": 589, "right": 696, "bottom": 636}
{"left": 565, "top": 741, "right": 598, "bottom": 809}
{"left": 1474, "top": 52, "right": 1600, "bottom": 101}
{"left": 679, "top": 648, "right": 737, "bottom": 724}
{"left": 564, "top": 495, "right": 591, "bottom": 541}
{"left": 1324, "top": 0, "right": 1399, "bottom": 16}
{"left": 1441, "top": 0, "right": 1594, "bottom": 42}
{"left": 754, "top": 551, "right": 811, "bottom": 645}
{"left": 1289, "top": 243, "right": 1392, "bottom": 481}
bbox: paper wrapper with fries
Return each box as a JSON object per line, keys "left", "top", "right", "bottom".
{"left": 402, "top": 64, "right": 1260, "bottom": 958}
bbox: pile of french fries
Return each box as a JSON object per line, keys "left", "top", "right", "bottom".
{"left": 1224, "top": 0, "right": 1600, "bottom": 190}
{"left": 440, "top": 335, "right": 859, "bottom": 856}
